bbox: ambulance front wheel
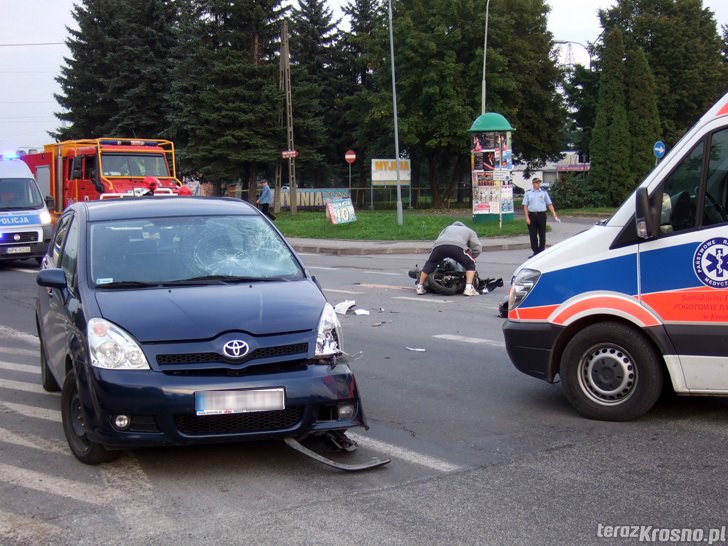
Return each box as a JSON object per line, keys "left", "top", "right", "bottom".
{"left": 560, "top": 322, "right": 664, "bottom": 421}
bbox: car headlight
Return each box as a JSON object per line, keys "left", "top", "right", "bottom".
{"left": 508, "top": 268, "right": 541, "bottom": 311}
{"left": 315, "top": 303, "right": 343, "bottom": 357}
{"left": 88, "top": 318, "right": 150, "bottom": 370}
{"left": 39, "top": 209, "right": 52, "bottom": 226}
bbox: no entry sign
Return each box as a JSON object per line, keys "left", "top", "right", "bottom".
{"left": 345, "top": 150, "right": 356, "bottom": 164}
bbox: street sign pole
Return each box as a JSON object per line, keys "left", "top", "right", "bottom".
{"left": 345, "top": 149, "right": 356, "bottom": 202}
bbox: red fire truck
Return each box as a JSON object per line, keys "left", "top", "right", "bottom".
{"left": 21, "top": 138, "right": 182, "bottom": 216}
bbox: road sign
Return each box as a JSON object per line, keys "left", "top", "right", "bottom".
{"left": 282, "top": 150, "right": 298, "bottom": 159}
{"left": 345, "top": 150, "right": 356, "bottom": 164}
{"left": 653, "top": 141, "right": 666, "bottom": 159}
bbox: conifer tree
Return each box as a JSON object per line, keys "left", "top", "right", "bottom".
{"left": 289, "top": 0, "right": 340, "bottom": 186}
{"left": 54, "top": 0, "right": 176, "bottom": 140}
{"left": 625, "top": 45, "right": 661, "bottom": 187}
{"left": 600, "top": 0, "right": 727, "bottom": 145}
{"left": 588, "top": 28, "right": 632, "bottom": 206}
{"left": 168, "top": 0, "right": 286, "bottom": 197}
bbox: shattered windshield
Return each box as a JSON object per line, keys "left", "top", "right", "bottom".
{"left": 90, "top": 215, "right": 304, "bottom": 287}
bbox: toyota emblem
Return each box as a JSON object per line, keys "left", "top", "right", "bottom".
{"left": 222, "top": 340, "right": 249, "bottom": 359}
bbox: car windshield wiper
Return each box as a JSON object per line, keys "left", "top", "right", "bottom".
{"left": 162, "top": 275, "right": 285, "bottom": 286}
{"left": 97, "top": 280, "right": 160, "bottom": 289}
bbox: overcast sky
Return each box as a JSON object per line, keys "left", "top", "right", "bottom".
{"left": 1, "top": 0, "right": 726, "bottom": 152}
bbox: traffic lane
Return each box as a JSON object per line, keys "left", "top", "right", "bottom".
{"left": 0, "top": 261, "right": 40, "bottom": 333}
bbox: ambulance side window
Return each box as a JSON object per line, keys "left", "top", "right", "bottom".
{"left": 659, "top": 141, "right": 703, "bottom": 234}
{"left": 702, "top": 128, "right": 728, "bottom": 227}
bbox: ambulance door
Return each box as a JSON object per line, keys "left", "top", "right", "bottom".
{"left": 638, "top": 127, "right": 728, "bottom": 392}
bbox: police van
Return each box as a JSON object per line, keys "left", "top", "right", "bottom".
{"left": 503, "top": 91, "right": 728, "bottom": 421}
{"left": 0, "top": 156, "right": 54, "bottom": 263}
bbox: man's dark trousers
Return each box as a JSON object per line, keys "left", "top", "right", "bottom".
{"left": 528, "top": 211, "right": 547, "bottom": 254}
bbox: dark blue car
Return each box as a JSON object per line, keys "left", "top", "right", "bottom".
{"left": 36, "top": 197, "right": 368, "bottom": 464}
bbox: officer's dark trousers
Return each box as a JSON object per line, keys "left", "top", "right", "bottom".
{"left": 528, "top": 211, "right": 547, "bottom": 254}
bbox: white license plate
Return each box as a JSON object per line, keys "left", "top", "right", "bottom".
{"left": 195, "top": 388, "right": 285, "bottom": 416}
{"left": 7, "top": 246, "right": 31, "bottom": 254}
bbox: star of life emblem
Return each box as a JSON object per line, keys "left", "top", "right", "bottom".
{"left": 693, "top": 237, "right": 728, "bottom": 288}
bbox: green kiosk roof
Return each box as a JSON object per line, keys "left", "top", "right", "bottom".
{"left": 469, "top": 112, "right": 515, "bottom": 132}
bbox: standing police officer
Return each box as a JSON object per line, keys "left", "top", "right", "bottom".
{"left": 522, "top": 178, "right": 559, "bottom": 257}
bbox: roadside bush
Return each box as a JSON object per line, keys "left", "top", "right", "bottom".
{"left": 551, "top": 172, "right": 609, "bottom": 208}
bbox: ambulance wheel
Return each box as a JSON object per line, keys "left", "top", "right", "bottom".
{"left": 560, "top": 322, "right": 664, "bottom": 421}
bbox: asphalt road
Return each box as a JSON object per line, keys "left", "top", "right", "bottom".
{"left": 1, "top": 251, "right": 727, "bottom": 546}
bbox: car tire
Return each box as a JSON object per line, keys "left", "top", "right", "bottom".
{"left": 39, "top": 334, "right": 60, "bottom": 392}
{"left": 62, "top": 370, "right": 120, "bottom": 464}
{"left": 559, "top": 322, "right": 664, "bottom": 421}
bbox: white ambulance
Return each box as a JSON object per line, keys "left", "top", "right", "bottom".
{"left": 503, "top": 91, "right": 728, "bottom": 421}
{"left": 0, "top": 155, "right": 54, "bottom": 263}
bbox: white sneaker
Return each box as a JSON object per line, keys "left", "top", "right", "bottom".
{"left": 463, "top": 286, "right": 479, "bottom": 296}
{"left": 416, "top": 284, "right": 426, "bottom": 295}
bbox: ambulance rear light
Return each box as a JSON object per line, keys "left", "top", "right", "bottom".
{"left": 508, "top": 268, "right": 541, "bottom": 311}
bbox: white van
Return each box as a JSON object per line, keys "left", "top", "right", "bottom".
{"left": 503, "top": 91, "right": 728, "bottom": 421}
{"left": 0, "top": 156, "right": 54, "bottom": 263}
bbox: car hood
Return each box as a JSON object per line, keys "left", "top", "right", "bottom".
{"left": 94, "top": 280, "right": 324, "bottom": 342}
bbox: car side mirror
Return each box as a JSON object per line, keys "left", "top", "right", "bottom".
{"left": 44, "top": 195, "right": 56, "bottom": 210}
{"left": 37, "top": 268, "right": 68, "bottom": 289}
{"left": 635, "top": 187, "right": 655, "bottom": 239}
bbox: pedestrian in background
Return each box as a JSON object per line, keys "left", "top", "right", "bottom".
{"left": 522, "top": 178, "right": 559, "bottom": 257}
{"left": 256, "top": 180, "right": 276, "bottom": 221}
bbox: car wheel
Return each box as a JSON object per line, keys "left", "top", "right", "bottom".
{"left": 61, "top": 370, "right": 119, "bottom": 464}
{"left": 39, "top": 335, "right": 60, "bottom": 392}
{"left": 559, "top": 322, "right": 664, "bottom": 421}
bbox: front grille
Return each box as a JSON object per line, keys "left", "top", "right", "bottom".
{"left": 0, "top": 231, "right": 39, "bottom": 245}
{"left": 175, "top": 407, "right": 303, "bottom": 435}
{"left": 157, "top": 343, "right": 308, "bottom": 367}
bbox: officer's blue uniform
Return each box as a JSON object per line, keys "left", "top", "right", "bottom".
{"left": 523, "top": 186, "right": 553, "bottom": 255}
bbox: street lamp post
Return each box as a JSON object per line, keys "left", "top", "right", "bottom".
{"left": 481, "top": 0, "right": 491, "bottom": 115}
{"left": 387, "top": 0, "right": 403, "bottom": 225}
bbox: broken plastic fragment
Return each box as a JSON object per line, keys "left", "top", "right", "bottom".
{"left": 406, "top": 346, "right": 426, "bottom": 352}
{"left": 354, "top": 309, "right": 370, "bottom": 316}
{"left": 334, "top": 300, "right": 356, "bottom": 314}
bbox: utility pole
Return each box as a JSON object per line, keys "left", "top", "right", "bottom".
{"left": 280, "top": 21, "right": 297, "bottom": 215}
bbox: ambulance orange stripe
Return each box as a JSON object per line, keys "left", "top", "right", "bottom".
{"left": 642, "top": 287, "right": 728, "bottom": 323}
{"left": 513, "top": 305, "right": 559, "bottom": 321}
{"left": 551, "top": 295, "right": 660, "bottom": 327}
{"left": 717, "top": 101, "right": 728, "bottom": 117}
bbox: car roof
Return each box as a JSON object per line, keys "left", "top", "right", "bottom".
{"left": 76, "top": 196, "right": 260, "bottom": 222}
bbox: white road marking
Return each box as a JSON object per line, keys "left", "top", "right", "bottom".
{"left": 0, "top": 378, "right": 47, "bottom": 395}
{"left": 393, "top": 296, "right": 453, "bottom": 303}
{"left": 0, "top": 508, "right": 62, "bottom": 544}
{"left": 0, "top": 325, "right": 38, "bottom": 346}
{"left": 307, "top": 266, "right": 340, "bottom": 270}
{"left": 0, "top": 463, "right": 123, "bottom": 505}
{"left": 1, "top": 401, "right": 60, "bottom": 421}
{"left": 0, "top": 426, "right": 66, "bottom": 454}
{"left": 348, "top": 432, "right": 462, "bottom": 473}
{"left": 432, "top": 334, "right": 505, "bottom": 347}
{"left": 9, "top": 267, "right": 38, "bottom": 274}
{"left": 0, "top": 361, "right": 39, "bottom": 374}
{"left": 0, "top": 347, "right": 38, "bottom": 357}
{"left": 323, "top": 288, "right": 364, "bottom": 294}
{"left": 363, "top": 270, "right": 400, "bottom": 276}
